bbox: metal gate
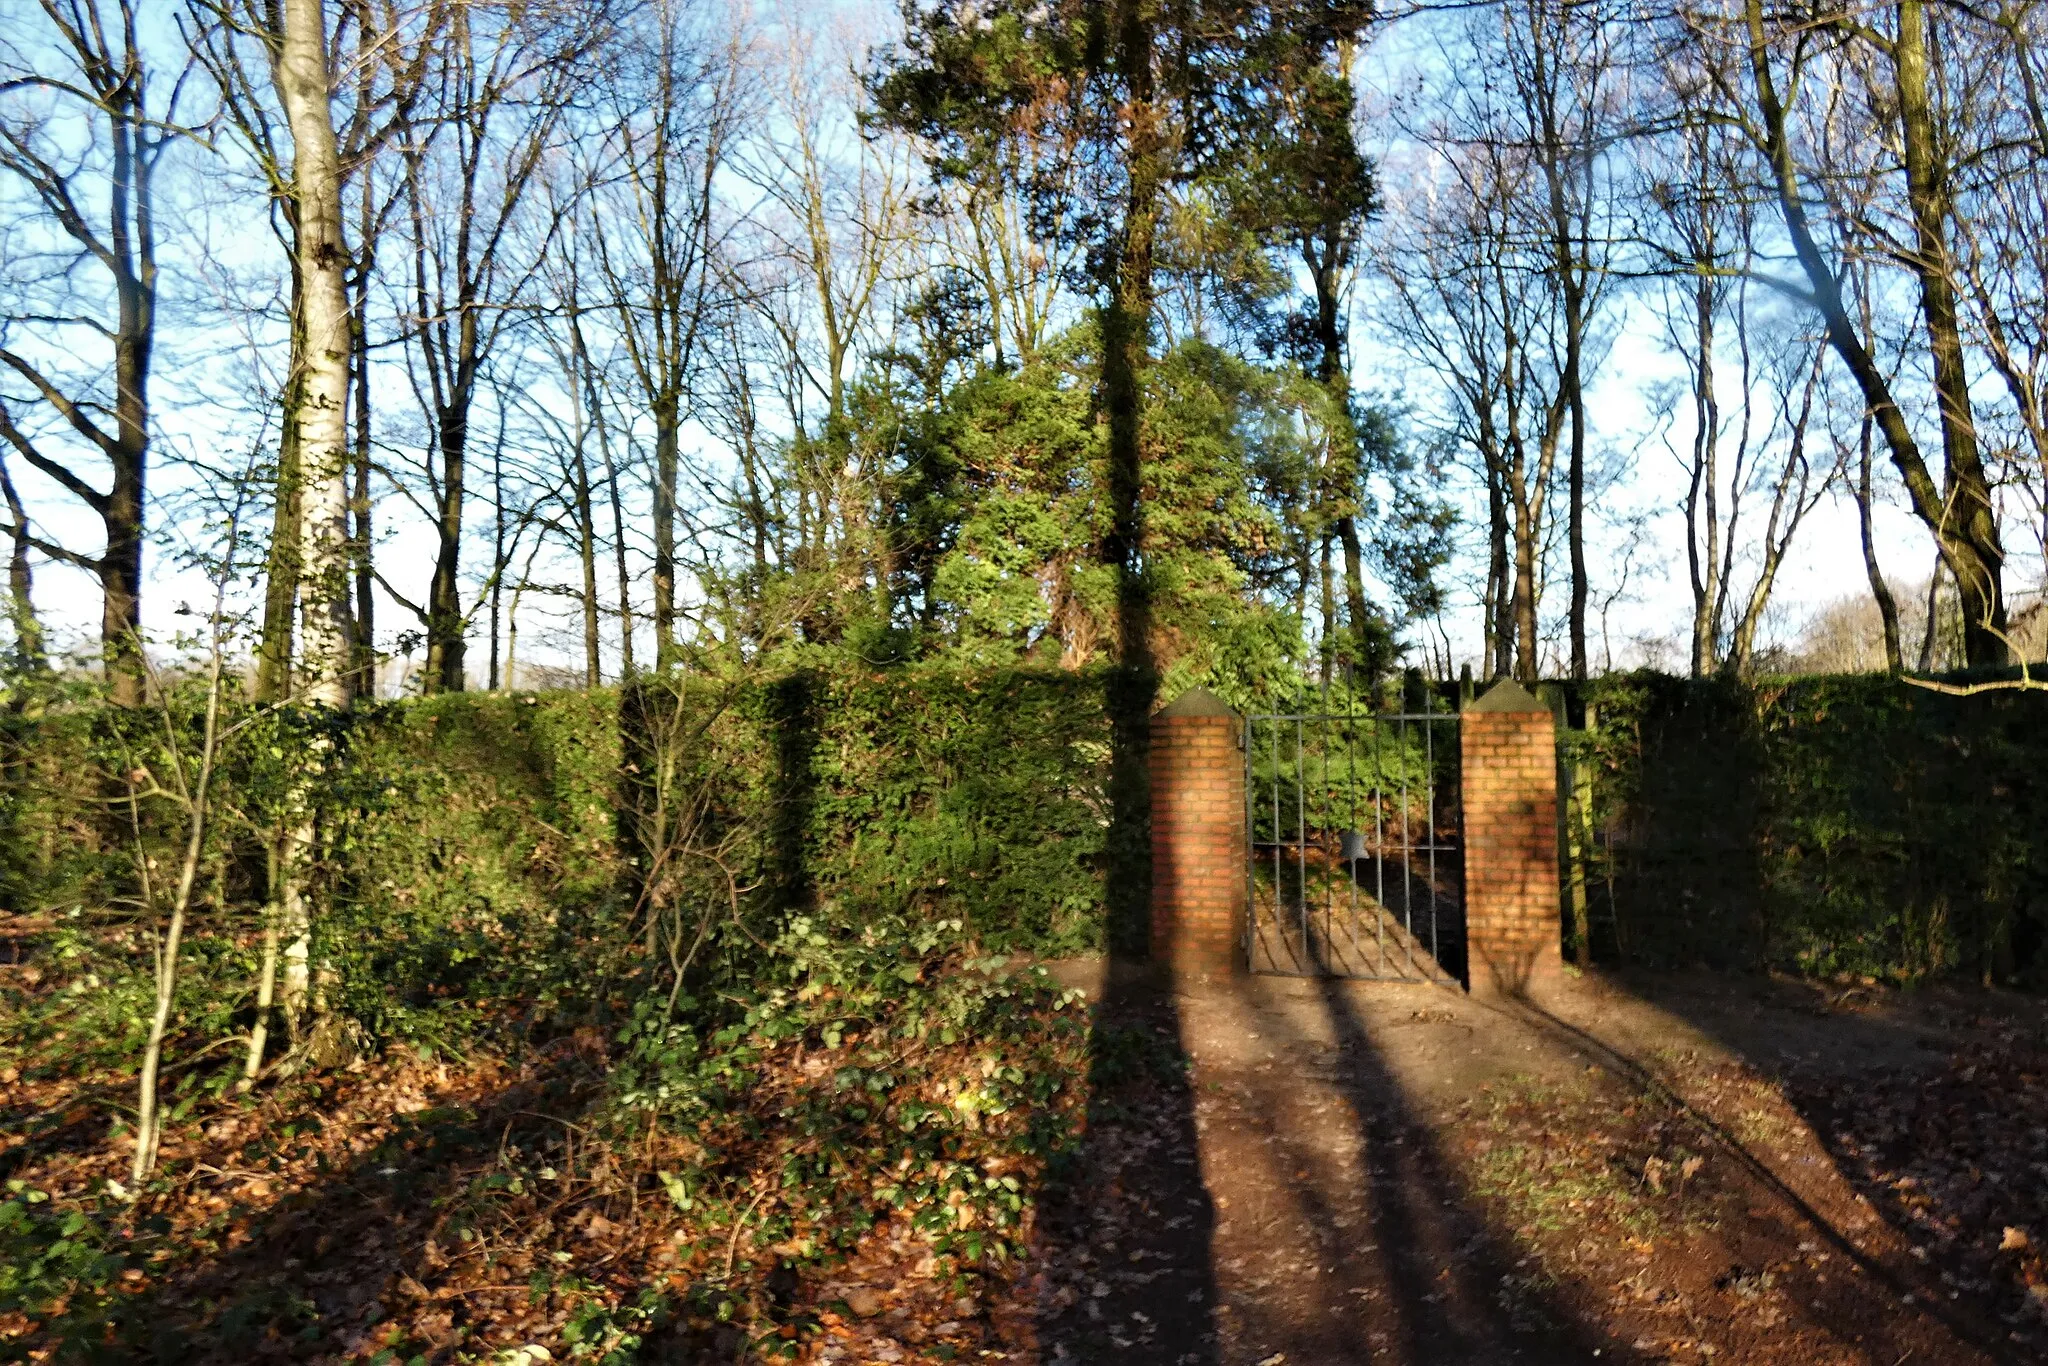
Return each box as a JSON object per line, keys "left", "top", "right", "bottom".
{"left": 1244, "top": 699, "right": 1464, "bottom": 983}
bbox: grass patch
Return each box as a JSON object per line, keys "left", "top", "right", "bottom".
{"left": 1463, "top": 1075, "right": 1720, "bottom": 1245}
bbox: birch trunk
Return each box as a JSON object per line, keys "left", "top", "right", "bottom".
{"left": 270, "top": 0, "right": 356, "bottom": 1054}
{"left": 279, "top": 0, "right": 355, "bottom": 710}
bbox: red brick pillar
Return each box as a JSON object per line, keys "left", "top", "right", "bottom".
{"left": 1149, "top": 688, "right": 1246, "bottom": 979}
{"left": 1461, "top": 680, "right": 1564, "bottom": 998}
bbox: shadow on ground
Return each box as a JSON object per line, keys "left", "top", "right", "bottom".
{"left": 1032, "top": 958, "right": 1220, "bottom": 1364}
{"left": 78, "top": 1040, "right": 624, "bottom": 1364}
{"left": 1198, "top": 971, "right": 1608, "bottom": 1365}
{"left": 1044, "top": 957, "right": 2041, "bottom": 1366}
{"left": 1518, "top": 969, "right": 2046, "bottom": 1365}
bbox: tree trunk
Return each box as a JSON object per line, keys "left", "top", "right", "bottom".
{"left": 274, "top": 0, "right": 358, "bottom": 1057}
{"left": 488, "top": 437, "right": 504, "bottom": 689}
{"left": 351, "top": 206, "right": 376, "bottom": 696}
{"left": 100, "top": 71, "right": 153, "bottom": 709}
{"left": 1565, "top": 330, "right": 1587, "bottom": 681}
{"left": 1685, "top": 267, "right": 1721, "bottom": 677}
{"left": 572, "top": 417, "right": 602, "bottom": 687}
{"left": 350, "top": 11, "right": 378, "bottom": 697}
{"left": 424, "top": 393, "right": 471, "bottom": 693}
{"left": 1893, "top": 0, "right": 2007, "bottom": 666}
{"left": 1336, "top": 516, "right": 1375, "bottom": 676}
{"left": 279, "top": 0, "right": 357, "bottom": 710}
{"left": 103, "top": 330, "right": 147, "bottom": 709}
{"left": 1484, "top": 443, "right": 1509, "bottom": 678}
{"left": 580, "top": 334, "right": 636, "bottom": 678}
{"left": 1304, "top": 227, "right": 1384, "bottom": 686}
{"left": 1317, "top": 531, "right": 1336, "bottom": 688}
{"left": 652, "top": 402, "right": 678, "bottom": 669}
{"left": 1741, "top": 0, "right": 2007, "bottom": 665}
{"left": 1856, "top": 418, "right": 1904, "bottom": 673}
{"left": 1101, "top": 0, "right": 1163, "bottom": 957}
{"left": 1919, "top": 555, "right": 1944, "bottom": 672}
{"left": 255, "top": 362, "right": 301, "bottom": 705}
{"left": 1511, "top": 481, "right": 1540, "bottom": 683}
{"left": 0, "top": 459, "right": 43, "bottom": 670}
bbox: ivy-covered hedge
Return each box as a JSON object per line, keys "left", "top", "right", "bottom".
{"left": 14, "top": 660, "right": 2045, "bottom": 1019}
{"left": 0, "top": 662, "right": 1112, "bottom": 1041}
{"left": 1569, "top": 673, "right": 2048, "bottom": 986}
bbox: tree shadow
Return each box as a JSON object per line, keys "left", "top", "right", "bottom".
{"left": 32, "top": 1039, "right": 618, "bottom": 1364}
{"left": 1250, "top": 848, "right": 1463, "bottom": 987}
{"left": 1028, "top": 537, "right": 1222, "bottom": 1362}
{"left": 1507, "top": 974, "right": 2036, "bottom": 1366}
{"left": 1032, "top": 960, "right": 1221, "bottom": 1364}
{"left": 762, "top": 670, "right": 820, "bottom": 917}
{"left": 1189, "top": 970, "right": 1613, "bottom": 1365}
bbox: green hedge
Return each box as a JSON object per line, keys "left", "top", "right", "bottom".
{"left": 1571, "top": 673, "right": 2048, "bottom": 985}
{"left": 603, "top": 664, "right": 1112, "bottom": 959}
{"left": 0, "top": 663, "right": 1112, "bottom": 1042}
{"left": 13, "top": 660, "right": 2042, "bottom": 1021}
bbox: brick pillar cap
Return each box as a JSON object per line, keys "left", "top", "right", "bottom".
{"left": 1465, "top": 679, "right": 1547, "bottom": 713}
{"left": 1153, "top": 687, "right": 1237, "bottom": 720}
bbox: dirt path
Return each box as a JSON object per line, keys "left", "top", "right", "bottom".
{"left": 1031, "top": 962, "right": 2044, "bottom": 1366}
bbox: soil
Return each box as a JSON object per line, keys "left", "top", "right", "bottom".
{"left": 5, "top": 955, "right": 2045, "bottom": 1365}
{"left": 1024, "top": 961, "right": 2048, "bottom": 1366}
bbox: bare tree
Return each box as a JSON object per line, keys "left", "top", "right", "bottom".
{"left": 1943, "top": 0, "right": 2048, "bottom": 576}
{"left": 1721, "top": 346, "right": 1840, "bottom": 673}
{"left": 506, "top": 207, "right": 612, "bottom": 687}
{"left": 586, "top": 0, "right": 740, "bottom": 671}
{"left": 127, "top": 460, "right": 259, "bottom": 1181}
{"left": 380, "top": 0, "right": 610, "bottom": 693}
{"left": 276, "top": 0, "right": 355, "bottom": 707}
{"left": 0, "top": 448, "right": 44, "bottom": 668}
{"left": 1642, "top": 101, "right": 1744, "bottom": 676}
{"left": 188, "top": 0, "right": 436, "bottom": 701}
{"left": 1854, "top": 415, "right": 1906, "bottom": 672}
{"left": 1500, "top": 0, "right": 1627, "bottom": 681}
{"left": 0, "top": 0, "right": 196, "bottom": 704}
{"left": 915, "top": 126, "right": 1077, "bottom": 368}
{"left": 726, "top": 23, "right": 913, "bottom": 634}
{"left": 1374, "top": 13, "right": 1578, "bottom": 684}
{"left": 1683, "top": 0, "right": 2012, "bottom": 664}
{"left": 245, "top": 0, "right": 358, "bottom": 1066}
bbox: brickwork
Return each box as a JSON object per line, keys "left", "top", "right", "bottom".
{"left": 1147, "top": 681, "right": 1562, "bottom": 995}
{"left": 1149, "top": 690, "right": 1246, "bottom": 979}
{"left": 1460, "top": 684, "right": 1564, "bottom": 998}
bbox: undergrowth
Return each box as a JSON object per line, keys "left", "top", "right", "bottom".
{"left": 0, "top": 916, "right": 1092, "bottom": 1363}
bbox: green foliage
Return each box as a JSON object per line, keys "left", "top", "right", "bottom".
{"left": 1572, "top": 672, "right": 2048, "bottom": 985}
{"left": 0, "top": 1182, "right": 123, "bottom": 1325}
{"left": 0, "top": 916, "right": 252, "bottom": 1085}
{"left": 320, "top": 689, "right": 629, "bottom": 1043}
{"left": 867, "top": 326, "right": 1318, "bottom": 686}
{"left": 1244, "top": 708, "right": 1450, "bottom": 845}
{"left": 610, "top": 915, "right": 1089, "bottom": 1287}
{"left": 744, "top": 663, "right": 1110, "bottom": 951}
{"left": 555, "top": 1284, "right": 671, "bottom": 1363}
{"left": 0, "top": 659, "right": 1116, "bottom": 1071}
